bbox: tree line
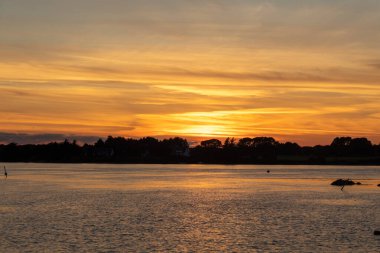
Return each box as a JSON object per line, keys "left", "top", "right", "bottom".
{"left": 1, "top": 136, "right": 380, "bottom": 164}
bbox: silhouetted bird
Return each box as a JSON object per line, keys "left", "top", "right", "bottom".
{"left": 4, "top": 166, "right": 7, "bottom": 179}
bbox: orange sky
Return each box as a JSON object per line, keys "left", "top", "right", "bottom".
{"left": 1, "top": 0, "right": 380, "bottom": 145}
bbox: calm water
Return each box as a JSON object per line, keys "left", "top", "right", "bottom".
{"left": 1, "top": 163, "right": 380, "bottom": 252}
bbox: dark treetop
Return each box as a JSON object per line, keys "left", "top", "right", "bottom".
{"left": 1, "top": 136, "right": 380, "bottom": 165}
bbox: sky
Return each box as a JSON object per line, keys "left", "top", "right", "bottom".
{"left": 1, "top": 0, "right": 380, "bottom": 145}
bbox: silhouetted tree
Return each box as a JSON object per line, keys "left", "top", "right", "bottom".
{"left": 223, "top": 137, "right": 236, "bottom": 149}
{"left": 95, "top": 138, "right": 105, "bottom": 147}
{"left": 252, "top": 137, "right": 278, "bottom": 148}
{"left": 277, "top": 142, "right": 301, "bottom": 156}
{"left": 237, "top": 137, "right": 254, "bottom": 148}
{"left": 200, "top": 139, "right": 222, "bottom": 148}
{"left": 250, "top": 137, "right": 279, "bottom": 162}
{"left": 0, "top": 135, "right": 379, "bottom": 164}
{"left": 350, "top": 138, "right": 372, "bottom": 156}
{"left": 331, "top": 137, "right": 352, "bottom": 147}
{"left": 330, "top": 137, "right": 373, "bottom": 156}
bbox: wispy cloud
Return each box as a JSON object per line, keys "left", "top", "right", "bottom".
{"left": 367, "top": 60, "right": 380, "bottom": 70}
{"left": 1, "top": 1, "right": 380, "bottom": 144}
{"left": 0, "top": 132, "right": 101, "bottom": 145}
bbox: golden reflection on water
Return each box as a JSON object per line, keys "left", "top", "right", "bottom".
{"left": 1, "top": 164, "right": 380, "bottom": 252}
{"left": 10, "top": 171, "right": 378, "bottom": 192}
{"left": 314, "top": 198, "right": 371, "bottom": 206}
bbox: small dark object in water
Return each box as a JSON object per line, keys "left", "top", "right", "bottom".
{"left": 374, "top": 230, "right": 380, "bottom": 235}
{"left": 377, "top": 184, "right": 380, "bottom": 187}
{"left": 267, "top": 170, "right": 270, "bottom": 173}
{"left": 3, "top": 166, "right": 7, "bottom": 179}
{"left": 331, "top": 179, "right": 361, "bottom": 186}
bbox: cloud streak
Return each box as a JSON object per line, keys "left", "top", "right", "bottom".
{"left": 1, "top": 1, "right": 380, "bottom": 145}
{"left": 0, "top": 132, "right": 101, "bottom": 145}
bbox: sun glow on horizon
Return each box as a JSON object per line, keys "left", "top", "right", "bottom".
{"left": 174, "top": 125, "right": 228, "bottom": 137}
{"left": 1, "top": 1, "right": 380, "bottom": 145}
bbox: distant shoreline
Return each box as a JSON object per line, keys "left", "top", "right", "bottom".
{"left": 2, "top": 161, "right": 380, "bottom": 166}
{"left": 1, "top": 136, "right": 380, "bottom": 165}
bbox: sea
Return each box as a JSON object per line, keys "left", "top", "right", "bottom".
{"left": 1, "top": 163, "right": 379, "bottom": 252}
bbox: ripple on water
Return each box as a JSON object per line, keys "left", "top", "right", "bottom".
{"left": 0, "top": 164, "right": 380, "bottom": 252}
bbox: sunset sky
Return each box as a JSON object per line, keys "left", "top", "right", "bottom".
{"left": 1, "top": 0, "right": 380, "bottom": 145}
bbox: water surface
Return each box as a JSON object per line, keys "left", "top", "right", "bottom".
{"left": 1, "top": 164, "right": 379, "bottom": 252}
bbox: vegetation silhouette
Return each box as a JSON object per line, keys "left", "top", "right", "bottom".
{"left": 1, "top": 136, "right": 380, "bottom": 164}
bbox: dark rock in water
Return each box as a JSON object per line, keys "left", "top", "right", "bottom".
{"left": 374, "top": 230, "right": 380, "bottom": 235}
{"left": 331, "top": 179, "right": 361, "bottom": 186}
